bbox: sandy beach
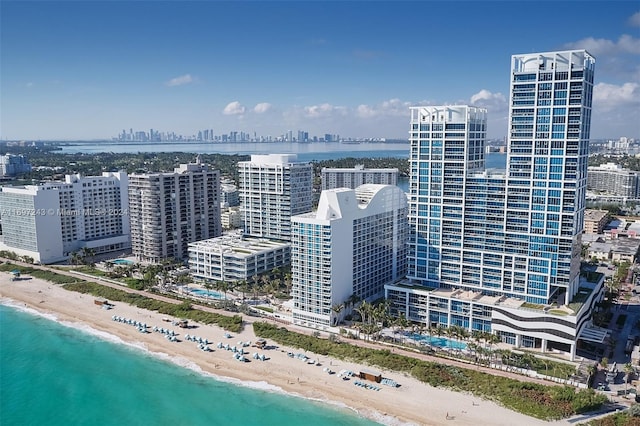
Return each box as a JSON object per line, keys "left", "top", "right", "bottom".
{"left": 1, "top": 273, "right": 576, "bottom": 426}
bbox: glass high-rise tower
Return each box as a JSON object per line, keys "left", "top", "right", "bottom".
{"left": 506, "top": 50, "right": 595, "bottom": 305}
{"left": 386, "top": 50, "right": 598, "bottom": 359}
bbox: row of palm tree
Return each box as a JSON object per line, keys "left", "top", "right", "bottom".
{"left": 69, "top": 247, "right": 96, "bottom": 267}
{"left": 344, "top": 300, "right": 505, "bottom": 364}
{"left": 200, "top": 267, "right": 294, "bottom": 303}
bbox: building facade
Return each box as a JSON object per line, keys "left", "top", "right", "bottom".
{"left": 128, "top": 162, "right": 221, "bottom": 263}
{"left": 321, "top": 165, "right": 399, "bottom": 191}
{"left": 188, "top": 231, "right": 290, "bottom": 284}
{"left": 220, "top": 182, "right": 240, "bottom": 207}
{"left": 238, "top": 154, "right": 313, "bottom": 241}
{"left": 583, "top": 209, "right": 610, "bottom": 234}
{"left": 587, "top": 163, "right": 640, "bottom": 198}
{"left": 385, "top": 50, "right": 597, "bottom": 359}
{"left": 221, "top": 207, "right": 243, "bottom": 230}
{"left": 0, "top": 154, "right": 32, "bottom": 177}
{"left": 292, "top": 184, "right": 408, "bottom": 329}
{"left": 0, "top": 172, "right": 130, "bottom": 263}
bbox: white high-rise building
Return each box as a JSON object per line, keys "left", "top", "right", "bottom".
{"left": 291, "top": 184, "right": 408, "bottom": 329}
{"left": 0, "top": 154, "right": 32, "bottom": 177}
{"left": 386, "top": 50, "right": 599, "bottom": 360}
{"left": 321, "top": 165, "right": 399, "bottom": 191}
{"left": 0, "top": 172, "right": 130, "bottom": 264}
{"left": 128, "top": 162, "right": 221, "bottom": 263}
{"left": 238, "top": 154, "right": 313, "bottom": 241}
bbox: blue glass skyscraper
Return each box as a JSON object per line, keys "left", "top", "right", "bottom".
{"left": 386, "top": 50, "right": 598, "bottom": 359}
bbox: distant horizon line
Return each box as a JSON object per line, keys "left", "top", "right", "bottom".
{"left": 0, "top": 138, "right": 629, "bottom": 144}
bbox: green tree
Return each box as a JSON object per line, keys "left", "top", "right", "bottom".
{"left": 203, "top": 282, "right": 215, "bottom": 298}
{"left": 624, "top": 363, "right": 635, "bottom": 395}
{"left": 331, "top": 303, "right": 344, "bottom": 326}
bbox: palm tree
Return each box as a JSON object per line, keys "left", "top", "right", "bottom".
{"left": 586, "top": 364, "right": 598, "bottom": 387}
{"left": 283, "top": 272, "right": 293, "bottom": 296}
{"left": 69, "top": 251, "right": 81, "bottom": 266}
{"left": 251, "top": 274, "right": 261, "bottom": 301}
{"left": 354, "top": 300, "right": 373, "bottom": 340}
{"left": 331, "top": 303, "right": 344, "bottom": 326}
{"left": 345, "top": 293, "right": 361, "bottom": 318}
{"left": 236, "top": 280, "right": 248, "bottom": 301}
{"left": 393, "top": 313, "right": 409, "bottom": 344}
{"left": 271, "top": 267, "right": 282, "bottom": 286}
{"left": 203, "top": 282, "right": 214, "bottom": 298}
{"left": 80, "top": 247, "right": 96, "bottom": 266}
{"left": 624, "top": 363, "right": 634, "bottom": 395}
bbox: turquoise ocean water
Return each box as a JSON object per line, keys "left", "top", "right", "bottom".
{"left": 0, "top": 304, "right": 380, "bottom": 426}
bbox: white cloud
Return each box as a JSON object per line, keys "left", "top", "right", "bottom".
{"left": 593, "top": 82, "right": 640, "bottom": 111}
{"left": 355, "top": 98, "right": 414, "bottom": 118}
{"left": 303, "top": 103, "right": 347, "bottom": 118}
{"left": 165, "top": 74, "right": 195, "bottom": 87}
{"left": 355, "top": 104, "right": 377, "bottom": 118}
{"left": 254, "top": 102, "right": 272, "bottom": 114}
{"left": 563, "top": 35, "right": 640, "bottom": 56}
{"left": 629, "top": 11, "right": 640, "bottom": 27}
{"left": 223, "top": 101, "right": 245, "bottom": 115}
{"left": 26, "top": 82, "right": 34, "bottom": 88}
{"left": 470, "top": 89, "right": 507, "bottom": 113}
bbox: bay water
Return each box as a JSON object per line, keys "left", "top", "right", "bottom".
{"left": 0, "top": 303, "right": 380, "bottom": 426}
{"left": 55, "top": 140, "right": 507, "bottom": 169}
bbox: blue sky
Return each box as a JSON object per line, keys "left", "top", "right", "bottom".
{"left": 1, "top": 1, "right": 639, "bottom": 141}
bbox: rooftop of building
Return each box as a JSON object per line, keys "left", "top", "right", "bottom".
{"left": 390, "top": 272, "right": 604, "bottom": 317}
{"left": 628, "top": 221, "right": 640, "bottom": 234}
{"left": 240, "top": 153, "right": 305, "bottom": 166}
{"left": 584, "top": 209, "right": 610, "bottom": 222}
{"left": 610, "top": 238, "right": 640, "bottom": 255}
{"left": 588, "top": 241, "right": 613, "bottom": 252}
{"left": 188, "top": 231, "right": 290, "bottom": 257}
{"left": 321, "top": 165, "right": 399, "bottom": 172}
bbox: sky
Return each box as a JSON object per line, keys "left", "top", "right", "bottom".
{"left": 1, "top": 1, "right": 639, "bottom": 141}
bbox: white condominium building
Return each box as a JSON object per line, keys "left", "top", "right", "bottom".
{"left": 291, "top": 184, "right": 408, "bottom": 329}
{"left": 321, "top": 165, "right": 399, "bottom": 191}
{"left": 188, "top": 231, "right": 290, "bottom": 284}
{"left": 0, "top": 172, "right": 130, "bottom": 264}
{"left": 128, "top": 162, "right": 221, "bottom": 263}
{"left": 238, "top": 154, "right": 313, "bottom": 241}
{"left": 587, "top": 162, "right": 640, "bottom": 198}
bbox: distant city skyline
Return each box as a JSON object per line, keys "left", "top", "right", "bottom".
{"left": 114, "top": 127, "right": 345, "bottom": 143}
{"left": 1, "top": 1, "right": 638, "bottom": 141}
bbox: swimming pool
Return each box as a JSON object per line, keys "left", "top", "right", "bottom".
{"left": 409, "top": 334, "right": 468, "bottom": 350}
{"left": 186, "top": 288, "right": 224, "bottom": 299}
{"left": 112, "top": 259, "right": 134, "bottom": 265}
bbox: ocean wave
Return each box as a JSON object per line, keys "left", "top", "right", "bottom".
{"left": 1, "top": 298, "right": 60, "bottom": 322}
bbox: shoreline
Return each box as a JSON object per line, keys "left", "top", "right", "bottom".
{"left": 0, "top": 274, "right": 569, "bottom": 426}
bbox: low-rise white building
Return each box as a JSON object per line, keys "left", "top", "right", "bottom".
{"left": 221, "top": 207, "right": 243, "bottom": 230}
{"left": 188, "top": 232, "right": 290, "bottom": 284}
